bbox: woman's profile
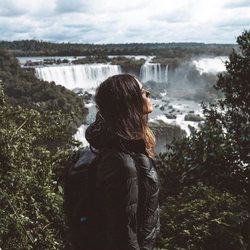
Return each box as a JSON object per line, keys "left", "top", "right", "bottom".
{"left": 84, "top": 73, "right": 160, "bottom": 250}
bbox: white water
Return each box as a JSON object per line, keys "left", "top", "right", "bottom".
{"left": 35, "top": 64, "right": 122, "bottom": 89}
{"left": 21, "top": 55, "right": 226, "bottom": 150}
{"left": 140, "top": 63, "right": 168, "bottom": 83}
{"left": 151, "top": 114, "right": 202, "bottom": 137}
{"left": 75, "top": 94, "right": 203, "bottom": 146}
{"left": 148, "top": 97, "right": 203, "bottom": 136}
{"left": 24, "top": 56, "right": 228, "bottom": 88}
{"left": 192, "top": 56, "right": 228, "bottom": 74}
{"left": 74, "top": 124, "right": 89, "bottom": 147}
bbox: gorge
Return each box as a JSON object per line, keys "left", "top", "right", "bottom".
{"left": 19, "top": 55, "right": 227, "bottom": 153}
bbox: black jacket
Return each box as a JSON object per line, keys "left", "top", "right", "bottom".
{"left": 85, "top": 115, "right": 160, "bottom": 250}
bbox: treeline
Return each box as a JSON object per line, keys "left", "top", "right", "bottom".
{"left": 0, "top": 39, "right": 237, "bottom": 57}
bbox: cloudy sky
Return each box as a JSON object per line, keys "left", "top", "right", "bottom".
{"left": 0, "top": 0, "right": 250, "bottom": 44}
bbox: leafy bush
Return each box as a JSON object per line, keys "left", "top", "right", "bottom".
{"left": 155, "top": 30, "right": 250, "bottom": 249}
{"left": 0, "top": 87, "right": 72, "bottom": 249}
{"left": 157, "top": 183, "right": 249, "bottom": 250}
{"left": 0, "top": 49, "right": 88, "bottom": 134}
{"left": 0, "top": 49, "right": 86, "bottom": 249}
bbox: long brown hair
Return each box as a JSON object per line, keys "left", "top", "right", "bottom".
{"left": 95, "top": 74, "right": 155, "bottom": 158}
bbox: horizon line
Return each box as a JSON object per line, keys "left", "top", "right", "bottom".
{"left": 0, "top": 39, "right": 237, "bottom": 46}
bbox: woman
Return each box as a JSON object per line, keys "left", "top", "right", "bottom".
{"left": 85, "top": 74, "right": 160, "bottom": 250}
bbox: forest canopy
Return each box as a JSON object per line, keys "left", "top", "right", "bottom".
{"left": 0, "top": 39, "right": 237, "bottom": 57}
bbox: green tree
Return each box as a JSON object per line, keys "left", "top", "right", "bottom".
{"left": 159, "top": 183, "right": 248, "bottom": 250}
{"left": 156, "top": 30, "right": 250, "bottom": 249}
{"left": 0, "top": 49, "right": 88, "bottom": 143}
{"left": 0, "top": 84, "right": 73, "bottom": 249}
{"left": 0, "top": 48, "right": 88, "bottom": 249}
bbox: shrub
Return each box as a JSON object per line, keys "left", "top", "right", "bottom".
{"left": 0, "top": 86, "right": 72, "bottom": 249}
{"left": 157, "top": 183, "right": 249, "bottom": 250}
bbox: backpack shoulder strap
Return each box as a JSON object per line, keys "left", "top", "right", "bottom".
{"left": 56, "top": 146, "right": 99, "bottom": 190}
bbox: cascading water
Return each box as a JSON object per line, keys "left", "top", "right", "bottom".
{"left": 74, "top": 124, "right": 89, "bottom": 147}
{"left": 34, "top": 63, "right": 122, "bottom": 146}
{"left": 192, "top": 56, "right": 227, "bottom": 74}
{"left": 165, "top": 65, "right": 169, "bottom": 85}
{"left": 35, "top": 64, "right": 122, "bottom": 89}
{"left": 140, "top": 63, "right": 168, "bottom": 83}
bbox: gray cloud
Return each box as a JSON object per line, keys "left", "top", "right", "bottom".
{"left": 0, "top": 1, "right": 26, "bottom": 16}
{"left": 218, "top": 18, "right": 250, "bottom": 28}
{"left": 54, "top": 0, "right": 89, "bottom": 13}
{"left": 63, "top": 24, "right": 95, "bottom": 33}
{"left": 0, "top": 0, "right": 249, "bottom": 43}
{"left": 151, "top": 13, "right": 191, "bottom": 24}
{"left": 224, "top": 0, "right": 250, "bottom": 8}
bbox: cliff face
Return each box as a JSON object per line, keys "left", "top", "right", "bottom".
{"left": 149, "top": 120, "right": 186, "bottom": 154}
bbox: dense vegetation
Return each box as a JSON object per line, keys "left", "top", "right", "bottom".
{"left": 156, "top": 30, "right": 250, "bottom": 249}
{"left": 0, "top": 31, "right": 249, "bottom": 249}
{"left": 0, "top": 49, "right": 87, "bottom": 140}
{"left": 0, "top": 49, "right": 87, "bottom": 248}
{"left": 0, "top": 90, "right": 71, "bottom": 249}
{"left": 0, "top": 40, "right": 236, "bottom": 57}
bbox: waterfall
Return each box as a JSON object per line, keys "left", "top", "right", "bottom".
{"left": 165, "top": 65, "right": 169, "bottom": 85}
{"left": 74, "top": 124, "right": 89, "bottom": 147}
{"left": 140, "top": 63, "right": 168, "bottom": 83}
{"left": 192, "top": 56, "right": 227, "bottom": 74}
{"left": 35, "top": 64, "right": 122, "bottom": 89}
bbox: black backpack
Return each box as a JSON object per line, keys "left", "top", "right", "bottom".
{"left": 64, "top": 146, "right": 100, "bottom": 250}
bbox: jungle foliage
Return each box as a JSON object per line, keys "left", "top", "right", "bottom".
{"left": 0, "top": 39, "right": 236, "bottom": 58}
{"left": 0, "top": 49, "right": 88, "bottom": 138}
{"left": 0, "top": 49, "right": 87, "bottom": 249}
{"left": 155, "top": 30, "right": 250, "bottom": 249}
{"left": 0, "top": 86, "right": 72, "bottom": 249}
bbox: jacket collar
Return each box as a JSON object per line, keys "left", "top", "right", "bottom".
{"left": 85, "top": 113, "right": 147, "bottom": 154}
